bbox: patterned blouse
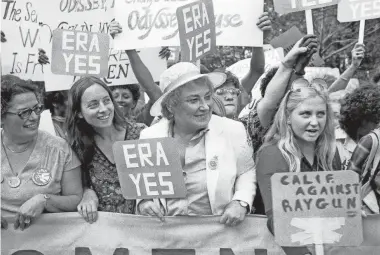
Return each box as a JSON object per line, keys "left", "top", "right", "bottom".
{"left": 87, "top": 122, "right": 146, "bottom": 214}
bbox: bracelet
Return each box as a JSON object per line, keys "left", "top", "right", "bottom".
{"left": 340, "top": 76, "right": 349, "bottom": 82}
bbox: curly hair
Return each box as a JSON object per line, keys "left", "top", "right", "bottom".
{"left": 110, "top": 84, "right": 141, "bottom": 104}
{"left": 339, "top": 85, "right": 380, "bottom": 140}
{"left": 44, "top": 91, "right": 68, "bottom": 114}
{"left": 260, "top": 66, "right": 279, "bottom": 97}
{"left": 1, "top": 75, "right": 38, "bottom": 117}
{"left": 213, "top": 69, "right": 240, "bottom": 89}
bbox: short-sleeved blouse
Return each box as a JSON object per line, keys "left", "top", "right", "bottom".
{"left": 87, "top": 122, "right": 146, "bottom": 214}
{"left": 1, "top": 130, "right": 81, "bottom": 217}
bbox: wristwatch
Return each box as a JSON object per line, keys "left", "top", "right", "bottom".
{"left": 238, "top": 200, "right": 249, "bottom": 213}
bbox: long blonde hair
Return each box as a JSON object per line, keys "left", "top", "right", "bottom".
{"left": 261, "top": 87, "right": 336, "bottom": 172}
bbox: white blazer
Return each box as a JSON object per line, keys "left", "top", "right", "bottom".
{"left": 137, "top": 115, "right": 256, "bottom": 215}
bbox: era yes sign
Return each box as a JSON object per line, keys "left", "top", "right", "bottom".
{"left": 51, "top": 29, "right": 109, "bottom": 77}
{"left": 113, "top": 138, "right": 187, "bottom": 199}
{"left": 274, "top": 0, "right": 340, "bottom": 14}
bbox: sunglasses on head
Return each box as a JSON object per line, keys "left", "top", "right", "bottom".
{"left": 215, "top": 88, "right": 241, "bottom": 96}
{"left": 290, "top": 78, "right": 328, "bottom": 93}
{"left": 6, "top": 104, "right": 44, "bottom": 120}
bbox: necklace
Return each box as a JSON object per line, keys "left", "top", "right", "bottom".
{"left": 1, "top": 131, "right": 32, "bottom": 153}
{"left": 1, "top": 140, "right": 22, "bottom": 188}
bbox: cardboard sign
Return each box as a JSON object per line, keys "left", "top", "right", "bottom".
{"left": 270, "top": 26, "right": 304, "bottom": 53}
{"left": 338, "top": 0, "right": 380, "bottom": 22}
{"left": 113, "top": 138, "right": 187, "bottom": 199}
{"left": 51, "top": 30, "right": 109, "bottom": 77}
{"left": 1, "top": 0, "right": 44, "bottom": 80}
{"left": 271, "top": 171, "right": 362, "bottom": 246}
{"left": 113, "top": 0, "right": 264, "bottom": 49}
{"left": 273, "top": 0, "right": 341, "bottom": 15}
{"left": 176, "top": 0, "right": 216, "bottom": 62}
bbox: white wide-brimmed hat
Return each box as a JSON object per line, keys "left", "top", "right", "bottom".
{"left": 151, "top": 62, "right": 226, "bottom": 117}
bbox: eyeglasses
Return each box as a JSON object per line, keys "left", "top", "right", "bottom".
{"left": 6, "top": 104, "right": 44, "bottom": 120}
{"left": 215, "top": 88, "right": 241, "bottom": 96}
{"left": 291, "top": 78, "right": 328, "bottom": 92}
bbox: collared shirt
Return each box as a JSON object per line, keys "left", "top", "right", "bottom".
{"left": 166, "top": 123, "right": 212, "bottom": 216}
{"left": 335, "top": 127, "right": 357, "bottom": 170}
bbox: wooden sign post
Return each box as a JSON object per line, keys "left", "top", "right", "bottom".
{"left": 338, "top": 0, "right": 380, "bottom": 43}
{"left": 271, "top": 171, "right": 363, "bottom": 255}
{"left": 176, "top": 0, "right": 216, "bottom": 64}
{"left": 51, "top": 29, "right": 109, "bottom": 77}
{"left": 273, "top": 0, "right": 341, "bottom": 34}
{"left": 113, "top": 138, "right": 187, "bottom": 199}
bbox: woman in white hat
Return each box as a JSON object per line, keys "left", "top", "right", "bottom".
{"left": 137, "top": 62, "right": 256, "bottom": 226}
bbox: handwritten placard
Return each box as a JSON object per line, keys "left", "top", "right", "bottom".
{"left": 114, "top": 0, "right": 264, "bottom": 49}
{"left": 1, "top": 0, "right": 44, "bottom": 80}
{"left": 271, "top": 171, "right": 362, "bottom": 246}
{"left": 113, "top": 138, "right": 187, "bottom": 199}
{"left": 176, "top": 0, "right": 216, "bottom": 62}
{"left": 51, "top": 30, "right": 109, "bottom": 77}
{"left": 273, "top": 0, "right": 341, "bottom": 15}
{"left": 338, "top": 0, "right": 380, "bottom": 22}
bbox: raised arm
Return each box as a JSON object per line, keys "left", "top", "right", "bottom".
{"left": 328, "top": 43, "right": 365, "bottom": 93}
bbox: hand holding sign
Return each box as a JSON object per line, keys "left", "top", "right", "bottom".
{"left": 138, "top": 200, "right": 166, "bottom": 222}
{"left": 281, "top": 37, "right": 310, "bottom": 69}
{"left": 256, "top": 12, "right": 272, "bottom": 33}
{"left": 351, "top": 43, "right": 366, "bottom": 68}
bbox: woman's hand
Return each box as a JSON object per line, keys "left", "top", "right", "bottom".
{"left": 256, "top": 12, "right": 272, "bottom": 32}
{"left": 351, "top": 43, "right": 365, "bottom": 68}
{"left": 283, "top": 35, "right": 317, "bottom": 69}
{"left": 38, "top": 48, "right": 50, "bottom": 64}
{"left": 14, "top": 194, "right": 46, "bottom": 230}
{"left": 110, "top": 21, "right": 123, "bottom": 38}
{"left": 220, "top": 200, "right": 247, "bottom": 227}
{"left": 138, "top": 200, "right": 165, "bottom": 222}
{"left": 159, "top": 47, "right": 171, "bottom": 60}
{"left": 77, "top": 189, "right": 99, "bottom": 224}
{"left": 1, "top": 217, "right": 8, "bottom": 229}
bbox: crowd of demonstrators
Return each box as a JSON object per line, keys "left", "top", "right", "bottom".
{"left": 2, "top": 9, "right": 380, "bottom": 255}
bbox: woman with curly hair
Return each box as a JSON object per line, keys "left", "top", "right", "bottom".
{"left": 256, "top": 82, "right": 341, "bottom": 254}
{"left": 340, "top": 85, "right": 380, "bottom": 214}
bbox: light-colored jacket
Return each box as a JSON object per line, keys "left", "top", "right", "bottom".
{"left": 137, "top": 115, "right": 256, "bottom": 215}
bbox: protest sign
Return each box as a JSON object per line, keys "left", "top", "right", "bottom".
{"left": 176, "top": 0, "right": 216, "bottom": 62}
{"left": 1, "top": 0, "right": 44, "bottom": 80}
{"left": 18, "top": 0, "right": 166, "bottom": 90}
{"left": 270, "top": 26, "right": 304, "bottom": 52}
{"left": 51, "top": 30, "right": 109, "bottom": 77}
{"left": 3, "top": 213, "right": 380, "bottom": 255}
{"left": 113, "top": 0, "right": 264, "bottom": 49}
{"left": 271, "top": 171, "right": 362, "bottom": 248}
{"left": 273, "top": 0, "right": 341, "bottom": 15}
{"left": 338, "top": 0, "right": 380, "bottom": 43}
{"left": 338, "top": 0, "right": 380, "bottom": 22}
{"left": 113, "top": 138, "right": 187, "bottom": 199}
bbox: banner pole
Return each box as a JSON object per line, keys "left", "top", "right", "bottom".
{"left": 305, "top": 10, "right": 314, "bottom": 34}
{"left": 358, "top": 20, "right": 365, "bottom": 44}
{"left": 196, "top": 59, "right": 201, "bottom": 69}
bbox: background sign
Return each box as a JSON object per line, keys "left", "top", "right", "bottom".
{"left": 338, "top": 0, "right": 380, "bottom": 22}
{"left": 177, "top": 0, "right": 216, "bottom": 62}
{"left": 1, "top": 0, "right": 44, "bottom": 80}
{"left": 51, "top": 30, "right": 109, "bottom": 77}
{"left": 273, "top": 0, "right": 341, "bottom": 15}
{"left": 113, "top": 138, "right": 187, "bottom": 199}
{"left": 271, "top": 171, "right": 362, "bottom": 246}
{"left": 113, "top": 0, "right": 264, "bottom": 49}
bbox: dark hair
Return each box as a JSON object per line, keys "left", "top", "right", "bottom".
{"left": 339, "top": 85, "right": 380, "bottom": 140}
{"left": 214, "top": 69, "right": 240, "bottom": 89}
{"left": 66, "top": 76, "right": 126, "bottom": 186}
{"left": 110, "top": 84, "right": 141, "bottom": 104}
{"left": 260, "top": 66, "right": 279, "bottom": 98}
{"left": 372, "top": 72, "right": 380, "bottom": 84}
{"left": 44, "top": 91, "right": 68, "bottom": 114}
{"left": 1, "top": 75, "right": 38, "bottom": 117}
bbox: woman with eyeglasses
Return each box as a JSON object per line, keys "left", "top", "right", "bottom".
{"left": 213, "top": 70, "right": 243, "bottom": 119}
{"left": 66, "top": 76, "right": 146, "bottom": 224}
{"left": 1, "top": 75, "right": 83, "bottom": 230}
{"left": 256, "top": 83, "right": 341, "bottom": 255}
